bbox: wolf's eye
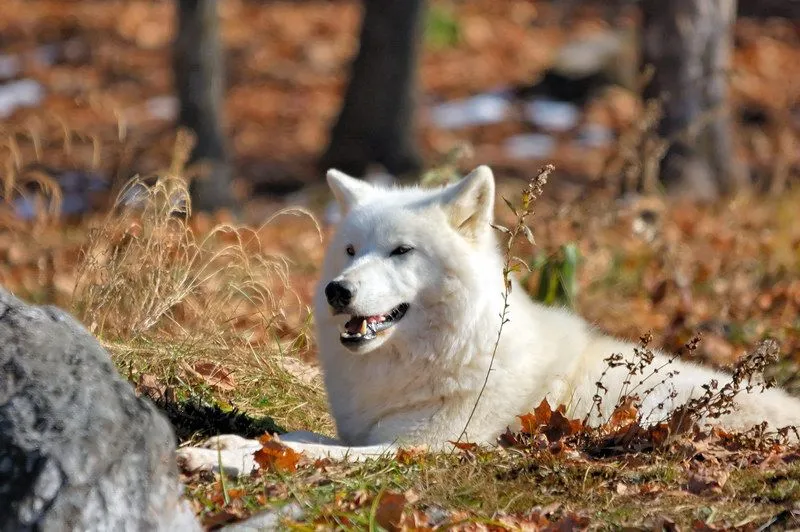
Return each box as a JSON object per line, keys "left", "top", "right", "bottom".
{"left": 346, "top": 245, "right": 355, "bottom": 256}
{"left": 390, "top": 245, "right": 413, "bottom": 256}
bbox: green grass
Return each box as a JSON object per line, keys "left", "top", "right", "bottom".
{"left": 425, "top": 5, "right": 461, "bottom": 50}
{"left": 110, "top": 337, "right": 334, "bottom": 437}
{"left": 182, "top": 446, "right": 800, "bottom": 529}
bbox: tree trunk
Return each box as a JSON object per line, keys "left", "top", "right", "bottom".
{"left": 174, "top": 0, "right": 236, "bottom": 213}
{"left": 320, "top": 0, "right": 425, "bottom": 179}
{"left": 738, "top": 0, "right": 800, "bottom": 18}
{"left": 641, "top": 0, "right": 746, "bottom": 199}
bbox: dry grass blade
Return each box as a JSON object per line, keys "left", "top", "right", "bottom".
{"left": 71, "top": 133, "right": 304, "bottom": 348}
{"left": 1, "top": 132, "right": 64, "bottom": 225}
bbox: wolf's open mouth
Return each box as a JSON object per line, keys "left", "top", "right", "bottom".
{"left": 340, "top": 303, "right": 409, "bottom": 344}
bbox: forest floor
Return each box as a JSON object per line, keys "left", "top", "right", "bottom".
{"left": 1, "top": 0, "right": 800, "bottom": 529}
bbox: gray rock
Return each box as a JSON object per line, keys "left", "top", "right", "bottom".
{"left": 0, "top": 288, "right": 199, "bottom": 531}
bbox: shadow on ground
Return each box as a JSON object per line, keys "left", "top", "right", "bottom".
{"left": 151, "top": 397, "right": 284, "bottom": 442}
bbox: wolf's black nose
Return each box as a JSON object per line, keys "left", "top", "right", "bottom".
{"left": 325, "top": 280, "right": 355, "bottom": 310}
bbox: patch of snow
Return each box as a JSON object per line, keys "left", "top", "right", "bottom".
{"left": 0, "top": 55, "right": 21, "bottom": 80}
{"left": 430, "top": 92, "right": 512, "bottom": 129}
{"left": 146, "top": 95, "right": 178, "bottom": 121}
{"left": 504, "top": 133, "right": 556, "bottom": 160}
{"left": 577, "top": 123, "right": 614, "bottom": 148}
{"left": 0, "top": 79, "right": 45, "bottom": 118}
{"left": 524, "top": 98, "right": 580, "bottom": 132}
{"left": 32, "top": 44, "right": 60, "bottom": 66}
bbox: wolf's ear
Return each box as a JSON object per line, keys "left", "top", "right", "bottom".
{"left": 440, "top": 165, "right": 495, "bottom": 241}
{"left": 326, "top": 169, "right": 374, "bottom": 213}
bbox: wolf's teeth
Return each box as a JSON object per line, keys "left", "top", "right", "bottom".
{"left": 359, "top": 319, "right": 367, "bottom": 335}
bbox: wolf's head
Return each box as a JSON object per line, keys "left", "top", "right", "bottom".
{"left": 314, "top": 166, "right": 502, "bottom": 356}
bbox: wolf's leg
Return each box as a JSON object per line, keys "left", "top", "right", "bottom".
{"left": 176, "top": 432, "right": 400, "bottom": 476}
{"left": 276, "top": 431, "right": 399, "bottom": 460}
{"left": 277, "top": 430, "right": 341, "bottom": 446}
{"left": 176, "top": 435, "right": 261, "bottom": 477}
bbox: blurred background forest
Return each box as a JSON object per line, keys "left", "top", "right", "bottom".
{"left": 0, "top": 0, "right": 799, "bottom": 374}
{"left": 0, "top": 0, "right": 797, "bottom": 209}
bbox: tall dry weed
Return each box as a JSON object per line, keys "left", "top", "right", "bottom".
{"left": 72, "top": 132, "right": 314, "bottom": 351}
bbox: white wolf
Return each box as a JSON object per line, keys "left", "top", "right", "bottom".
{"left": 178, "top": 165, "right": 800, "bottom": 475}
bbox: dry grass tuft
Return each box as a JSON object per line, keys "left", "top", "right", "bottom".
{"left": 73, "top": 132, "right": 300, "bottom": 344}
{"left": 69, "top": 132, "right": 332, "bottom": 434}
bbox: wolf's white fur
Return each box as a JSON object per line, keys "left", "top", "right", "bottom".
{"left": 178, "top": 166, "right": 800, "bottom": 475}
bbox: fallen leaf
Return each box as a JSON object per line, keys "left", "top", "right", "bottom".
{"left": 498, "top": 427, "right": 521, "bottom": 447}
{"left": 686, "top": 465, "right": 730, "bottom": 495}
{"left": 313, "top": 458, "right": 333, "bottom": 469}
{"left": 202, "top": 511, "right": 240, "bottom": 529}
{"left": 667, "top": 407, "right": 697, "bottom": 436}
{"left": 403, "top": 489, "right": 420, "bottom": 505}
{"left": 608, "top": 397, "right": 639, "bottom": 431}
{"left": 375, "top": 491, "right": 408, "bottom": 532}
{"left": 518, "top": 412, "right": 539, "bottom": 434}
{"left": 135, "top": 373, "right": 165, "bottom": 400}
{"left": 395, "top": 446, "right": 428, "bottom": 464}
{"left": 647, "top": 423, "right": 672, "bottom": 447}
{"left": 552, "top": 512, "right": 591, "bottom": 531}
{"left": 253, "top": 434, "right": 301, "bottom": 473}
{"left": 399, "top": 508, "right": 433, "bottom": 530}
{"left": 536, "top": 398, "right": 554, "bottom": 424}
{"left": 448, "top": 441, "right": 479, "bottom": 453}
{"left": 182, "top": 360, "right": 237, "bottom": 392}
{"left": 544, "top": 410, "right": 582, "bottom": 443}
{"left": 639, "top": 483, "right": 662, "bottom": 495}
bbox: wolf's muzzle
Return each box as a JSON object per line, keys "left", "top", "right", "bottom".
{"left": 325, "top": 280, "right": 355, "bottom": 311}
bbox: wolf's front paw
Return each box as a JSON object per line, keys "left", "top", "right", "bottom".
{"left": 177, "top": 434, "right": 262, "bottom": 477}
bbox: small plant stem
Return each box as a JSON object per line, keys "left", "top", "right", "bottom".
{"left": 456, "top": 164, "right": 553, "bottom": 444}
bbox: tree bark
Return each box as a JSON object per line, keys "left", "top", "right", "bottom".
{"left": 641, "top": 0, "right": 746, "bottom": 199}
{"left": 320, "top": 0, "right": 425, "bottom": 179}
{"left": 174, "top": 0, "right": 236, "bottom": 213}
{"left": 738, "top": 0, "right": 800, "bottom": 18}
